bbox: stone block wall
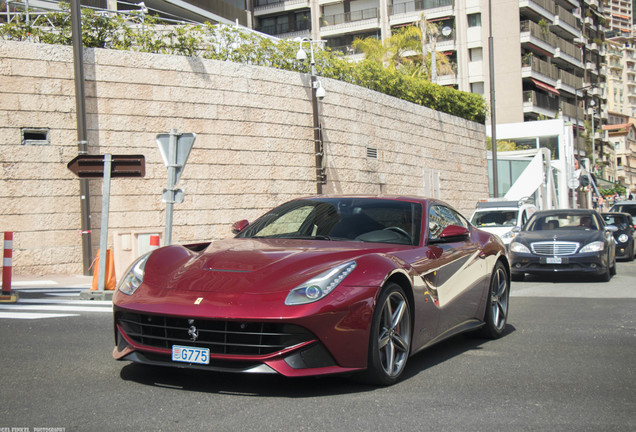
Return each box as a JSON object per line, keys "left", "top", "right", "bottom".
{"left": 0, "top": 39, "right": 488, "bottom": 275}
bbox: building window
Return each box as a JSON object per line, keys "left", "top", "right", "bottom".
{"left": 470, "top": 82, "right": 484, "bottom": 95}
{"left": 468, "top": 13, "right": 481, "bottom": 27}
{"left": 469, "top": 47, "right": 483, "bottom": 62}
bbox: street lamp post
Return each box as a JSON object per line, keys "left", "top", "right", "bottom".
{"left": 488, "top": 0, "right": 499, "bottom": 198}
{"left": 296, "top": 38, "right": 326, "bottom": 194}
{"left": 574, "top": 85, "right": 593, "bottom": 165}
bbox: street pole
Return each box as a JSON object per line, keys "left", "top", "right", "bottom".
{"left": 488, "top": 0, "right": 499, "bottom": 197}
{"left": 164, "top": 129, "right": 178, "bottom": 246}
{"left": 71, "top": 0, "right": 93, "bottom": 275}
{"left": 97, "top": 154, "right": 111, "bottom": 293}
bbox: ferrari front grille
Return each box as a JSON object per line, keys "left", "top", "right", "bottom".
{"left": 116, "top": 311, "right": 314, "bottom": 355}
{"left": 530, "top": 241, "right": 579, "bottom": 256}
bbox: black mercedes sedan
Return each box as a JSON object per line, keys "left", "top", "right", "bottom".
{"left": 509, "top": 209, "right": 617, "bottom": 282}
{"left": 602, "top": 212, "right": 635, "bottom": 261}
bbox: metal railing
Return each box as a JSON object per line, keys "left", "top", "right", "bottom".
{"left": 389, "top": 0, "right": 454, "bottom": 15}
{"left": 524, "top": 90, "right": 560, "bottom": 111}
{"left": 554, "top": 5, "right": 578, "bottom": 28}
{"left": 321, "top": 7, "right": 379, "bottom": 27}
{"left": 520, "top": 20, "right": 556, "bottom": 48}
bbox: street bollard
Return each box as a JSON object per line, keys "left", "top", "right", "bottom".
{"left": 1, "top": 231, "right": 18, "bottom": 302}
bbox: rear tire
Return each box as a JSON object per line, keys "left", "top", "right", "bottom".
{"left": 360, "top": 283, "right": 412, "bottom": 386}
{"left": 479, "top": 262, "right": 509, "bottom": 339}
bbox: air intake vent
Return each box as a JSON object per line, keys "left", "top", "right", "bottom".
{"left": 366, "top": 147, "right": 378, "bottom": 159}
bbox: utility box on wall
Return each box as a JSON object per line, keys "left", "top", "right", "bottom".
{"left": 112, "top": 230, "right": 162, "bottom": 280}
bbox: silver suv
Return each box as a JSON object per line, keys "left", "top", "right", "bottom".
{"left": 610, "top": 200, "right": 636, "bottom": 218}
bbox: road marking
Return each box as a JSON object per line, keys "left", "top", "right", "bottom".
{"left": 0, "top": 304, "right": 112, "bottom": 313}
{"left": 18, "top": 298, "right": 112, "bottom": 306}
{"left": 0, "top": 312, "right": 79, "bottom": 320}
{"left": 9, "top": 280, "right": 59, "bottom": 286}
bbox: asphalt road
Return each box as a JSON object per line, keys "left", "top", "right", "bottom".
{"left": 1, "top": 262, "right": 635, "bottom": 432}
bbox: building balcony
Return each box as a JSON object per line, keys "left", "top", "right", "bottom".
{"left": 553, "top": 40, "right": 584, "bottom": 70}
{"left": 320, "top": 8, "right": 380, "bottom": 36}
{"left": 523, "top": 90, "right": 560, "bottom": 118}
{"left": 520, "top": 20, "right": 556, "bottom": 57}
{"left": 519, "top": 0, "right": 555, "bottom": 23}
{"left": 389, "top": 0, "right": 454, "bottom": 15}
{"left": 561, "top": 102, "right": 585, "bottom": 125}
{"left": 552, "top": 5, "right": 580, "bottom": 39}
{"left": 253, "top": 0, "right": 308, "bottom": 15}
{"left": 522, "top": 54, "right": 560, "bottom": 83}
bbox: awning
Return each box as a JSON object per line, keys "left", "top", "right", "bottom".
{"left": 531, "top": 78, "right": 560, "bottom": 96}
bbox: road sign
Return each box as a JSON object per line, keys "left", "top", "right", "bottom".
{"left": 162, "top": 188, "right": 185, "bottom": 204}
{"left": 156, "top": 132, "right": 195, "bottom": 185}
{"left": 67, "top": 154, "right": 145, "bottom": 178}
{"left": 157, "top": 130, "right": 196, "bottom": 246}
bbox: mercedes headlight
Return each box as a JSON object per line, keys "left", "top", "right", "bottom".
{"left": 510, "top": 242, "right": 530, "bottom": 254}
{"left": 285, "top": 261, "right": 357, "bottom": 306}
{"left": 579, "top": 241, "right": 604, "bottom": 253}
{"left": 118, "top": 252, "right": 151, "bottom": 295}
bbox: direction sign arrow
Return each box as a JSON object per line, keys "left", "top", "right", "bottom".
{"left": 67, "top": 154, "right": 145, "bottom": 178}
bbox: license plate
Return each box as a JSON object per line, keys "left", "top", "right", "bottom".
{"left": 546, "top": 257, "right": 562, "bottom": 264}
{"left": 172, "top": 345, "right": 210, "bottom": 364}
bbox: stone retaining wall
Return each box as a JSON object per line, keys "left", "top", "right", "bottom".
{"left": 0, "top": 39, "right": 488, "bottom": 275}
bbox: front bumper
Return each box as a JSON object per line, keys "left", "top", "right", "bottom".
{"left": 112, "top": 283, "right": 377, "bottom": 377}
{"left": 509, "top": 251, "right": 609, "bottom": 275}
{"left": 615, "top": 242, "right": 632, "bottom": 259}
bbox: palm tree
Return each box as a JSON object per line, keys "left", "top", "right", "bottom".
{"left": 352, "top": 19, "right": 451, "bottom": 81}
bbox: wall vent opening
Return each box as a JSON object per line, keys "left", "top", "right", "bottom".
{"left": 366, "top": 147, "right": 378, "bottom": 159}
{"left": 21, "top": 128, "right": 50, "bottom": 146}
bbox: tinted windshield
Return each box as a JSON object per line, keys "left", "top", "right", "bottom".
{"left": 603, "top": 214, "right": 628, "bottom": 229}
{"left": 526, "top": 213, "right": 599, "bottom": 231}
{"left": 471, "top": 210, "right": 518, "bottom": 228}
{"left": 237, "top": 198, "right": 422, "bottom": 245}
{"left": 610, "top": 204, "right": 636, "bottom": 217}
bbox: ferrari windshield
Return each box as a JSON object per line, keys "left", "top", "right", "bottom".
{"left": 236, "top": 198, "right": 422, "bottom": 245}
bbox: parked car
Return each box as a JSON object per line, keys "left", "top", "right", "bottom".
{"left": 113, "top": 196, "right": 510, "bottom": 385}
{"left": 509, "top": 209, "right": 617, "bottom": 282}
{"left": 609, "top": 200, "right": 636, "bottom": 218}
{"left": 469, "top": 200, "right": 537, "bottom": 248}
{"left": 601, "top": 212, "right": 635, "bottom": 261}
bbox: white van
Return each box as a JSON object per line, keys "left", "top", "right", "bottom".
{"left": 469, "top": 200, "right": 537, "bottom": 247}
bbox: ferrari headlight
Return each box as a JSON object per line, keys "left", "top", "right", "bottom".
{"left": 618, "top": 234, "right": 629, "bottom": 243}
{"left": 579, "top": 241, "right": 604, "bottom": 253}
{"left": 285, "top": 261, "right": 357, "bottom": 306}
{"left": 510, "top": 241, "right": 530, "bottom": 254}
{"left": 118, "top": 252, "right": 151, "bottom": 295}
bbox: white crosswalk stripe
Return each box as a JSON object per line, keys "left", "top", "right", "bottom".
{"left": 0, "top": 290, "right": 113, "bottom": 320}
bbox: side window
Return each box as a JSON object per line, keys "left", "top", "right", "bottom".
{"left": 428, "top": 205, "right": 467, "bottom": 241}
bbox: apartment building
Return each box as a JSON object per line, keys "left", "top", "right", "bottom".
{"left": 602, "top": 0, "right": 632, "bottom": 36}
{"left": 603, "top": 113, "right": 635, "bottom": 190}
{"left": 252, "top": 1, "right": 606, "bottom": 157}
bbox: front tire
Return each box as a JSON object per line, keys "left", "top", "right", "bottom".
{"left": 479, "top": 262, "right": 509, "bottom": 339}
{"left": 361, "top": 283, "right": 412, "bottom": 386}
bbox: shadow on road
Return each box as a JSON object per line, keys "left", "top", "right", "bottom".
{"left": 118, "top": 325, "right": 516, "bottom": 397}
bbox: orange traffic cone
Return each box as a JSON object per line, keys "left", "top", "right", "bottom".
{"left": 90, "top": 249, "right": 116, "bottom": 291}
